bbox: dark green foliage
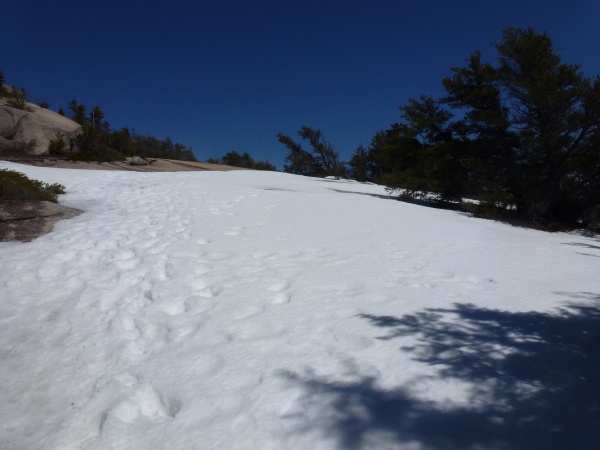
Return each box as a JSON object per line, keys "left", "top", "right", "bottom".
{"left": 253, "top": 161, "right": 277, "bottom": 171}
{"left": 68, "top": 147, "right": 124, "bottom": 163}
{"left": 350, "top": 126, "right": 429, "bottom": 194}
{"left": 221, "top": 151, "right": 253, "bottom": 167}
{"left": 0, "top": 169, "right": 65, "bottom": 203}
{"left": 1, "top": 75, "right": 196, "bottom": 162}
{"left": 132, "top": 135, "right": 196, "bottom": 161}
{"left": 0, "top": 72, "right": 31, "bottom": 110}
{"left": 110, "top": 127, "right": 137, "bottom": 157}
{"left": 277, "top": 131, "right": 319, "bottom": 175}
{"left": 0, "top": 70, "right": 8, "bottom": 98}
{"left": 5, "top": 87, "right": 31, "bottom": 111}
{"left": 277, "top": 126, "right": 344, "bottom": 177}
{"left": 208, "top": 151, "right": 276, "bottom": 170}
{"left": 400, "top": 95, "right": 453, "bottom": 145}
{"left": 68, "top": 114, "right": 125, "bottom": 162}
{"left": 47, "top": 133, "right": 67, "bottom": 156}
{"left": 298, "top": 126, "right": 344, "bottom": 176}
{"left": 67, "top": 100, "right": 87, "bottom": 125}
{"left": 61, "top": 99, "right": 197, "bottom": 162}
{"left": 89, "top": 105, "right": 104, "bottom": 129}
{"left": 347, "top": 145, "right": 370, "bottom": 181}
{"left": 488, "top": 28, "right": 599, "bottom": 224}
{"left": 371, "top": 27, "right": 600, "bottom": 229}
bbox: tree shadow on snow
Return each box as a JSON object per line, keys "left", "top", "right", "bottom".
{"left": 284, "top": 293, "right": 600, "bottom": 449}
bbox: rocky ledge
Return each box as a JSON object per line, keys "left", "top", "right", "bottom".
{"left": 0, "top": 99, "right": 82, "bottom": 156}
{"left": 0, "top": 201, "right": 81, "bottom": 242}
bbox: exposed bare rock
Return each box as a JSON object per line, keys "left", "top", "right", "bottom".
{"left": 126, "top": 156, "right": 149, "bottom": 165}
{"left": 19, "top": 157, "right": 247, "bottom": 172}
{"left": 0, "top": 100, "right": 82, "bottom": 156}
{"left": 0, "top": 201, "right": 81, "bottom": 242}
{"left": 0, "top": 107, "right": 17, "bottom": 138}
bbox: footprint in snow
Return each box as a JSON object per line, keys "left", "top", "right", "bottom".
{"left": 107, "top": 383, "right": 181, "bottom": 424}
{"left": 224, "top": 226, "right": 243, "bottom": 236}
{"left": 268, "top": 280, "right": 291, "bottom": 304}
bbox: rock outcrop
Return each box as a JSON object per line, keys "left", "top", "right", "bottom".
{"left": 0, "top": 201, "right": 82, "bottom": 242}
{"left": 0, "top": 99, "right": 82, "bottom": 156}
{"left": 126, "top": 156, "right": 149, "bottom": 166}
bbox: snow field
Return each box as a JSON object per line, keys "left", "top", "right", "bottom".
{"left": 0, "top": 162, "right": 599, "bottom": 449}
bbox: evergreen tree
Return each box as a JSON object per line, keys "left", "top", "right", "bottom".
{"left": 277, "top": 126, "right": 344, "bottom": 177}
{"left": 365, "top": 126, "right": 426, "bottom": 193}
{"left": 222, "top": 151, "right": 254, "bottom": 168}
{"left": 210, "top": 151, "right": 275, "bottom": 170}
{"left": 89, "top": 105, "right": 105, "bottom": 129}
{"left": 68, "top": 100, "right": 87, "bottom": 126}
{"left": 110, "top": 127, "right": 136, "bottom": 156}
{"left": 494, "top": 27, "right": 600, "bottom": 223}
{"left": 0, "top": 70, "right": 6, "bottom": 96}
{"left": 442, "top": 50, "right": 518, "bottom": 209}
{"left": 5, "top": 87, "right": 30, "bottom": 111}
{"left": 297, "top": 126, "right": 344, "bottom": 176}
{"left": 375, "top": 27, "right": 600, "bottom": 227}
{"left": 397, "top": 96, "right": 468, "bottom": 200}
{"left": 277, "top": 131, "right": 320, "bottom": 175}
{"left": 347, "top": 145, "right": 370, "bottom": 181}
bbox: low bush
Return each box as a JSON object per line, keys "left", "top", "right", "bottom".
{"left": 68, "top": 147, "right": 125, "bottom": 162}
{"left": 4, "top": 87, "right": 32, "bottom": 112}
{"left": 48, "top": 133, "right": 67, "bottom": 156}
{"left": 0, "top": 169, "right": 65, "bottom": 203}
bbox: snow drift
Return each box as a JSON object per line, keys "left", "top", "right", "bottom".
{"left": 1, "top": 162, "right": 599, "bottom": 449}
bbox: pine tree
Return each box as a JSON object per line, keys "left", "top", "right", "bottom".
{"left": 348, "top": 145, "right": 370, "bottom": 181}
{"left": 68, "top": 100, "right": 87, "bottom": 126}
{"left": 277, "top": 131, "right": 320, "bottom": 176}
{"left": 297, "top": 126, "right": 344, "bottom": 177}
{"left": 277, "top": 127, "right": 343, "bottom": 177}
{"left": 0, "top": 70, "right": 6, "bottom": 96}
{"left": 494, "top": 27, "right": 600, "bottom": 223}
{"left": 442, "top": 50, "right": 518, "bottom": 210}
{"left": 375, "top": 27, "right": 600, "bottom": 227}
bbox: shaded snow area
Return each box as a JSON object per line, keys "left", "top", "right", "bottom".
{"left": 1, "top": 161, "right": 599, "bottom": 450}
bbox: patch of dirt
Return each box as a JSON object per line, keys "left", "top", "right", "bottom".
{"left": 3, "top": 157, "right": 246, "bottom": 172}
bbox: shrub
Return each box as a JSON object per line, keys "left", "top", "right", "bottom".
{"left": 0, "top": 169, "right": 65, "bottom": 203}
{"left": 5, "top": 87, "right": 32, "bottom": 111}
{"left": 68, "top": 147, "right": 125, "bottom": 162}
{"left": 48, "top": 133, "right": 67, "bottom": 156}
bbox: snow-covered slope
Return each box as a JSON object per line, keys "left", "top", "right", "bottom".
{"left": 1, "top": 162, "right": 599, "bottom": 449}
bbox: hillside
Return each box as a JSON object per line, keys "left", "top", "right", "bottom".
{"left": 1, "top": 162, "right": 599, "bottom": 449}
{"left": 0, "top": 85, "right": 197, "bottom": 163}
{"left": 0, "top": 97, "right": 82, "bottom": 156}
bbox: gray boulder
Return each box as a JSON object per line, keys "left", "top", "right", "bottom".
{"left": 0, "top": 201, "right": 81, "bottom": 242}
{"left": 126, "top": 156, "right": 149, "bottom": 166}
{"left": 0, "top": 99, "right": 82, "bottom": 155}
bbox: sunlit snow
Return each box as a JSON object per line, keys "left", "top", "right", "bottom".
{"left": 1, "top": 162, "right": 599, "bottom": 449}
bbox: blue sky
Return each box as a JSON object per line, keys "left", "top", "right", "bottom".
{"left": 2, "top": 0, "right": 599, "bottom": 168}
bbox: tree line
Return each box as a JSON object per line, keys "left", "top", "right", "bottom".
{"left": 206, "top": 151, "right": 276, "bottom": 171}
{"left": 1, "top": 70, "right": 197, "bottom": 163}
{"left": 54, "top": 100, "right": 197, "bottom": 162}
{"left": 277, "top": 28, "right": 600, "bottom": 230}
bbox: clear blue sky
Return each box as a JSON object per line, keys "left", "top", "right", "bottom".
{"left": 2, "top": 0, "right": 599, "bottom": 168}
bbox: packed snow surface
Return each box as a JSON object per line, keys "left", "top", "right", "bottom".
{"left": 1, "top": 162, "right": 599, "bottom": 450}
